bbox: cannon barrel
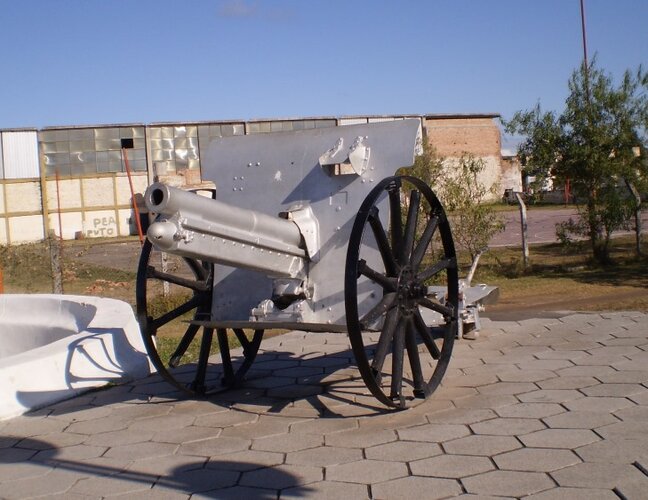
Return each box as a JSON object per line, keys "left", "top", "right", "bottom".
{"left": 144, "top": 183, "right": 308, "bottom": 278}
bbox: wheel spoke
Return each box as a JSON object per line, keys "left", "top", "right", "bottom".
{"left": 405, "top": 316, "right": 426, "bottom": 396}
{"left": 217, "top": 329, "right": 235, "bottom": 384}
{"left": 191, "top": 327, "right": 214, "bottom": 394}
{"left": 411, "top": 215, "right": 439, "bottom": 269}
{"left": 360, "top": 292, "right": 397, "bottom": 329}
{"left": 233, "top": 328, "right": 250, "bottom": 351}
{"left": 169, "top": 323, "right": 200, "bottom": 367}
{"left": 388, "top": 184, "right": 403, "bottom": 262}
{"left": 417, "top": 257, "right": 455, "bottom": 282}
{"left": 390, "top": 317, "right": 406, "bottom": 402}
{"left": 419, "top": 297, "right": 454, "bottom": 318}
{"left": 401, "top": 189, "right": 420, "bottom": 263}
{"left": 151, "top": 294, "right": 204, "bottom": 330}
{"left": 146, "top": 266, "right": 209, "bottom": 292}
{"left": 368, "top": 207, "right": 398, "bottom": 276}
{"left": 184, "top": 257, "right": 210, "bottom": 281}
{"left": 358, "top": 259, "right": 397, "bottom": 291}
{"left": 371, "top": 308, "right": 399, "bottom": 377}
{"left": 413, "top": 309, "right": 441, "bottom": 359}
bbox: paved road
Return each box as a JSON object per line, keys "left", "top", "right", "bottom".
{"left": 77, "top": 208, "right": 646, "bottom": 273}
{"left": 491, "top": 207, "right": 648, "bottom": 247}
{"left": 1, "top": 312, "right": 647, "bottom": 498}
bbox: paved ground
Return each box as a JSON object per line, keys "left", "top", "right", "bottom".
{"left": 2, "top": 311, "right": 648, "bottom": 499}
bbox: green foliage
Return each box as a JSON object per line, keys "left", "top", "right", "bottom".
{"left": 505, "top": 59, "right": 648, "bottom": 263}
{"left": 437, "top": 155, "right": 506, "bottom": 261}
{"left": 402, "top": 143, "right": 505, "bottom": 263}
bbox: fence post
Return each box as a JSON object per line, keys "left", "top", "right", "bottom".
{"left": 515, "top": 192, "right": 529, "bottom": 268}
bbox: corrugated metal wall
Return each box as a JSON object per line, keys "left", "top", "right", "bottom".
{"left": 0, "top": 134, "right": 4, "bottom": 178}
{"left": 1, "top": 131, "right": 39, "bottom": 179}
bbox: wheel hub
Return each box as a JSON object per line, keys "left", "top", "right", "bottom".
{"left": 397, "top": 266, "right": 425, "bottom": 314}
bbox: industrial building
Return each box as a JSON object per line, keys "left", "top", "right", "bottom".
{"left": 0, "top": 114, "right": 518, "bottom": 245}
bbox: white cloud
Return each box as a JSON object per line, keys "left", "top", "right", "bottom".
{"left": 217, "top": 0, "right": 258, "bottom": 18}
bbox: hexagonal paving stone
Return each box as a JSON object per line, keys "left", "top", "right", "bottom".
{"left": 576, "top": 438, "right": 648, "bottom": 463}
{"left": 194, "top": 411, "right": 258, "bottom": 428}
{"left": 442, "top": 435, "right": 521, "bottom": 456}
{"left": 426, "top": 407, "right": 498, "bottom": 425}
{"left": 285, "top": 446, "right": 363, "bottom": 467}
{"left": 495, "top": 402, "right": 566, "bottom": 419}
{"left": 477, "top": 382, "right": 539, "bottom": 395}
{"left": 290, "top": 418, "right": 358, "bottom": 435}
{"left": 128, "top": 454, "right": 206, "bottom": 476}
{"left": 33, "top": 443, "right": 108, "bottom": 463}
{"left": 520, "top": 429, "right": 599, "bottom": 449}
{"left": 128, "top": 414, "right": 196, "bottom": 432}
{"left": 69, "top": 474, "right": 155, "bottom": 496}
{"left": 282, "top": 480, "right": 367, "bottom": 499}
{"left": 218, "top": 416, "right": 299, "bottom": 440}
{"left": 537, "top": 376, "right": 600, "bottom": 390}
{"left": 252, "top": 433, "right": 322, "bottom": 453}
{"left": 15, "top": 432, "right": 87, "bottom": 450}
{"left": 154, "top": 468, "right": 239, "bottom": 494}
{"left": 152, "top": 425, "right": 220, "bottom": 445}
{"left": 583, "top": 383, "right": 648, "bottom": 398}
{"left": 206, "top": 449, "right": 284, "bottom": 471}
{"left": 564, "top": 396, "right": 633, "bottom": 413}
{"left": 85, "top": 428, "right": 155, "bottom": 447}
{"left": 543, "top": 410, "right": 619, "bottom": 429}
{"left": 494, "top": 448, "right": 581, "bottom": 472}
{"left": 0, "top": 460, "right": 50, "bottom": 482}
{"left": 595, "top": 420, "right": 648, "bottom": 440}
{"left": 453, "top": 395, "right": 519, "bottom": 409}
{"left": 497, "top": 369, "right": 557, "bottom": 383}
{"left": 0, "top": 469, "right": 86, "bottom": 499}
{"left": 178, "top": 436, "right": 250, "bottom": 457}
{"left": 614, "top": 405, "right": 648, "bottom": 421}
{"left": 324, "top": 429, "right": 396, "bottom": 448}
{"left": 65, "top": 416, "right": 131, "bottom": 435}
{"left": 517, "top": 389, "right": 584, "bottom": 404}
{"left": 397, "top": 423, "right": 470, "bottom": 443}
{"left": 326, "top": 459, "right": 408, "bottom": 484}
{"left": 462, "top": 470, "right": 555, "bottom": 497}
{"left": 104, "top": 441, "right": 178, "bottom": 461}
{"left": 524, "top": 487, "right": 620, "bottom": 499}
{"left": 364, "top": 441, "right": 442, "bottom": 462}
{"left": 409, "top": 454, "right": 494, "bottom": 478}
{"left": 470, "top": 417, "right": 546, "bottom": 436}
{"left": 371, "top": 476, "right": 462, "bottom": 499}
{"left": 239, "top": 463, "right": 323, "bottom": 490}
{"left": 1, "top": 417, "right": 70, "bottom": 437}
{"left": 551, "top": 462, "right": 647, "bottom": 489}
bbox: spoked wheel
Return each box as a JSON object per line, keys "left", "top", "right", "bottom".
{"left": 345, "top": 175, "right": 459, "bottom": 409}
{"left": 136, "top": 238, "right": 264, "bottom": 396}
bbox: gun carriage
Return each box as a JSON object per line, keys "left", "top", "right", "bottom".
{"left": 136, "top": 119, "right": 494, "bottom": 409}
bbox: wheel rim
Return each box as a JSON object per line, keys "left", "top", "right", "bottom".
{"left": 345, "top": 175, "right": 459, "bottom": 409}
{"left": 136, "top": 238, "right": 264, "bottom": 395}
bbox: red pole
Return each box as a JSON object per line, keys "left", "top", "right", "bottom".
{"left": 122, "top": 148, "right": 144, "bottom": 245}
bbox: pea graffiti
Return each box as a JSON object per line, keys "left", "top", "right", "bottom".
{"left": 85, "top": 216, "right": 117, "bottom": 237}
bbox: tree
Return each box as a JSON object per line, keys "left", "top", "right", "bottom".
{"left": 506, "top": 60, "right": 648, "bottom": 263}
{"left": 402, "top": 143, "right": 505, "bottom": 263}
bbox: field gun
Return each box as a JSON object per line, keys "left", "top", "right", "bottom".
{"left": 136, "top": 119, "right": 495, "bottom": 408}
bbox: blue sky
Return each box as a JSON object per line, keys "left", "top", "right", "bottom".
{"left": 1, "top": 0, "right": 647, "bottom": 134}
